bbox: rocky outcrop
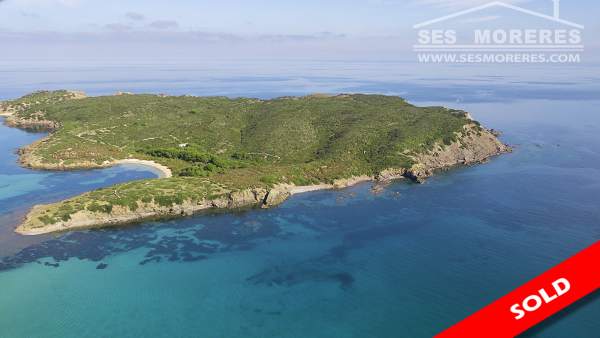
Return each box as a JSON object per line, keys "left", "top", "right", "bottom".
{"left": 228, "top": 188, "right": 268, "bottom": 208}
{"left": 2, "top": 90, "right": 86, "bottom": 129}
{"left": 405, "top": 124, "right": 510, "bottom": 182}
{"left": 262, "top": 187, "right": 291, "bottom": 208}
{"left": 1, "top": 90, "right": 85, "bottom": 119}
{"left": 376, "top": 168, "right": 407, "bottom": 182}
{"left": 3, "top": 105, "right": 61, "bottom": 131}
{"left": 5, "top": 115, "right": 61, "bottom": 131}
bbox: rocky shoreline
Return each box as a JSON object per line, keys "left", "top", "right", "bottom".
{"left": 3, "top": 91, "right": 511, "bottom": 235}
{"left": 15, "top": 178, "right": 373, "bottom": 235}
{"left": 14, "top": 124, "right": 510, "bottom": 235}
{"left": 4, "top": 115, "right": 60, "bottom": 131}
{"left": 1, "top": 90, "right": 85, "bottom": 130}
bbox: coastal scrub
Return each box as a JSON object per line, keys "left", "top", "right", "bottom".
{"left": 1, "top": 91, "right": 509, "bottom": 234}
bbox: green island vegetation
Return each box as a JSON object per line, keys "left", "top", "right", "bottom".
{"left": 2, "top": 90, "right": 486, "bottom": 231}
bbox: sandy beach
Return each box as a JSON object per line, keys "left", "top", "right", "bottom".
{"left": 113, "top": 159, "right": 173, "bottom": 178}
{"left": 288, "top": 175, "right": 376, "bottom": 195}
{"left": 289, "top": 184, "right": 335, "bottom": 195}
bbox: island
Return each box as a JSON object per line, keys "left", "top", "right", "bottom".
{"left": 0, "top": 90, "right": 510, "bottom": 235}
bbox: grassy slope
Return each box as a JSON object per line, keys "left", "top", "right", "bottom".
{"left": 5, "top": 91, "right": 474, "bottom": 227}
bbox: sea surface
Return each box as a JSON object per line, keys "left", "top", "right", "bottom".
{"left": 0, "top": 60, "right": 599, "bottom": 338}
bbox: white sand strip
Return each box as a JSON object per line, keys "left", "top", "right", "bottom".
{"left": 114, "top": 159, "right": 173, "bottom": 178}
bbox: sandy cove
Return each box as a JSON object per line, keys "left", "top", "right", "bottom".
{"left": 15, "top": 140, "right": 173, "bottom": 178}
{"left": 113, "top": 159, "right": 173, "bottom": 178}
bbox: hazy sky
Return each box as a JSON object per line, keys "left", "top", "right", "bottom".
{"left": 0, "top": 0, "right": 597, "bottom": 60}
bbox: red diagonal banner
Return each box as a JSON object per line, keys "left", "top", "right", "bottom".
{"left": 437, "top": 240, "right": 600, "bottom": 338}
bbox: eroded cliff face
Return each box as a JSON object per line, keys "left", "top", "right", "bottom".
{"left": 5, "top": 114, "right": 61, "bottom": 131}
{"left": 1, "top": 102, "right": 60, "bottom": 131}
{"left": 405, "top": 124, "right": 510, "bottom": 182}
{"left": 15, "top": 124, "right": 510, "bottom": 235}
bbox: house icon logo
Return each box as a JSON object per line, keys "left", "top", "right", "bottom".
{"left": 413, "top": 1, "right": 584, "bottom": 63}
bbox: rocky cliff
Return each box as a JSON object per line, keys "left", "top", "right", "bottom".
{"left": 5, "top": 115, "right": 61, "bottom": 131}
{"left": 405, "top": 124, "right": 510, "bottom": 182}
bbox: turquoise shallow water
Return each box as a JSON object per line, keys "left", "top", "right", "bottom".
{"left": 0, "top": 62, "right": 599, "bottom": 337}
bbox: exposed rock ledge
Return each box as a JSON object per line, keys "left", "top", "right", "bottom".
{"left": 1, "top": 90, "right": 85, "bottom": 128}
{"left": 405, "top": 124, "right": 510, "bottom": 182}
{"left": 15, "top": 124, "right": 510, "bottom": 235}
{"left": 4, "top": 115, "right": 61, "bottom": 131}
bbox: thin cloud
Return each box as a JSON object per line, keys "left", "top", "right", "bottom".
{"left": 125, "top": 11, "right": 145, "bottom": 21}
{"left": 104, "top": 23, "right": 133, "bottom": 32}
{"left": 148, "top": 20, "right": 179, "bottom": 30}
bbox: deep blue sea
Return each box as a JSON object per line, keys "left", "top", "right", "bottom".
{"left": 0, "top": 60, "right": 599, "bottom": 338}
